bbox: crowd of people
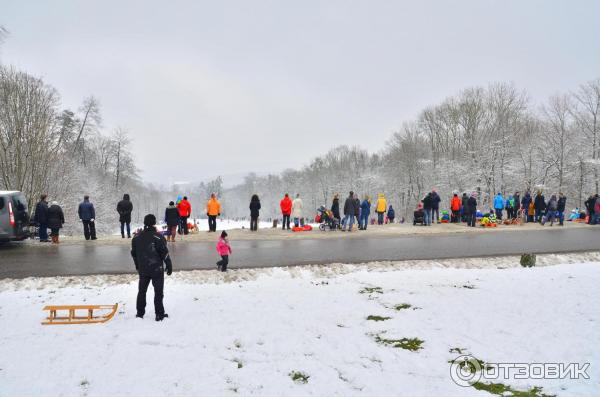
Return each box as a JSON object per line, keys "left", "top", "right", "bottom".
{"left": 30, "top": 187, "right": 600, "bottom": 245}
{"left": 30, "top": 188, "right": 599, "bottom": 324}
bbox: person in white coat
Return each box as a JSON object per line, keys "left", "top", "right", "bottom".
{"left": 291, "top": 193, "right": 303, "bottom": 227}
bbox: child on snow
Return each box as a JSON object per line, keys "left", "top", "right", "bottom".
{"left": 216, "top": 231, "right": 232, "bottom": 272}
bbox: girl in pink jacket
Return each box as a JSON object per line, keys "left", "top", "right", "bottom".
{"left": 216, "top": 231, "right": 232, "bottom": 272}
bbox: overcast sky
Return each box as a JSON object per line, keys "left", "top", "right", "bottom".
{"left": 2, "top": 0, "right": 599, "bottom": 185}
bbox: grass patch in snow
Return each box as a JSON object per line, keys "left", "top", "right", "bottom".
{"left": 289, "top": 371, "right": 310, "bottom": 384}
{"left": 359, "top": 286, "right": 383, "bottom": 295}
{"left": 366, "top": 315, "right": 391, "bottom": 322}
{"left": 393, "top": 303, "right": 412, "bottom": 311}
{"left": 372, "top": 333, "right": 424, "bottom": 351}
{"left": 472, "top": 382, "right": 555, "bottom": 397}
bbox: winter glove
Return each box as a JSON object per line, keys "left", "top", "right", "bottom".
{"left": 206, "top": 213, "right": 209, "bottom": 217}
{"left": 218, "top": 213, "right": 221, "bottom": 216}
{"left": 90, "top": 218, "right": 95, "bottom": 222}
{"left": 166, "top": 264, "right": 172, "bottom": 276}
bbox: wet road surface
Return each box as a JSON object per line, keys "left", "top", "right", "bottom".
{"left": 1, "top": 228, "right": 599, "bottom": 278}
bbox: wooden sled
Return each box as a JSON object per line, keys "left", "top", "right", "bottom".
{"left": 42, "top": 304, "right": 118, "bottom": 325}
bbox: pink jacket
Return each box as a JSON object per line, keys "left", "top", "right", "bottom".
{"left": 216, "top": 237, "right": 232, "bottom": 256}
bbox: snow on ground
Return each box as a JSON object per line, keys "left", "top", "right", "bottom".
{"left": 0, "top": 259, "right": 599, "bottom": 396}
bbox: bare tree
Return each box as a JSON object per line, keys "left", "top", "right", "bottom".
{"left": 572, "top": 79, "right": 600, "bottom": 193}
{"left": 73, "top": 96, "right": 102, "bottom": 166}
{"left": 0, "top": 66, "right": 60, "bottom": 207}
{"left": 542, "top": 94, "right": 576, "bottom": 192}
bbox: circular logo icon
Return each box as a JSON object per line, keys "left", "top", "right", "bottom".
{"left": 450, "top": 355, "right": 482, "bottom": 387}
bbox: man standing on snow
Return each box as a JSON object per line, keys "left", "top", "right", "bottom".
{"left": 280, "top": 193, "right": 292, "bottom": 230}
{"left": 342, "top": 191, "right": 356, "bottom": 232}
{"left": 177, "top": 196, "right": 192, "bottom": 235}
{"left": 206, "top": 193, "right": 221, "bottom": 232}
{"left": 375, "top": 193, "right": 387, "bottom": 225}
{"left": 291, "top": 193, "right": 303, "bottom": 227}
{"left": 131, "top": 214, "right": 173, "bottom": 321}
{"left": 78, "top": 195, "right": 97, "bottom": 240}
{"left": 493, "top": 192, "right": 505, "bottom": 220}
{"left": 430, "top": 189, "right": 441, "bottom": 223}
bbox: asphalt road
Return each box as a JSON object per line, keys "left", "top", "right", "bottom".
{"left": 1, "top": 228, "right": 599, "bottom": 279}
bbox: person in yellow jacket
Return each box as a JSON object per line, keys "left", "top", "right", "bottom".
{"left": 375, "top": 193, "right": 387, "bottom": 225}
{"left": 206, "top": 193, "right": 221, "bottom": 232}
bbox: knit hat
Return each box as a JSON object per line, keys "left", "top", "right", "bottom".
{"left": 143, "top": 214, "right": 157, "bottom": 227}
{"left": 221, "top": 231, "right": 228, "bottom": 238}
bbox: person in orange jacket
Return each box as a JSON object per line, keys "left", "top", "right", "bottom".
{"left": 206, "top": 193, "right": 221, "bottom": 232}
{"left": 280, "top": 193, "right": 292, "bottom": 230}
{"left": 177, "top": 196, "right": 192, "bottom": 235}
{"left": 450, "top": 193, "right": 462, "bottom": 223}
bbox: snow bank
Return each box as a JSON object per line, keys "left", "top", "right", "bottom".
{"left": 0, "top": 260, "right": 599, "bottom": 396}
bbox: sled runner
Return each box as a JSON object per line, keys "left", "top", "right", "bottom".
{"left": 42, "top": 304, "right": 118, "bottom": 325}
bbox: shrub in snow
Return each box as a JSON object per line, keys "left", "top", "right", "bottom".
{"left": 289, "top": 371, "right": 310, "bottom": 384}
{"left": 520, "top": 254, "right": 536, "bottom": 268}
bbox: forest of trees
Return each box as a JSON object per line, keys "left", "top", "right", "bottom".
{"left": 219, "top": 80, "right": 600, "bottom": 221}
{"left": 2, "top": 25, "right": 599, "bottom": 229}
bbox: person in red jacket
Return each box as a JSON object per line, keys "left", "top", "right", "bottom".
{"left": 177, "top": 196, "right": 192, "bottom": 235}
{"left": 280, "top": 193, "right": 292, "bottom": 230}
{"left": 450, "top": 193, "right": 461, "bottom": 223}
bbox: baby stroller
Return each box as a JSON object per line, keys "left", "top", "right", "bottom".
{"left": 413, "top": 209, "right": 425, "bottom": 225}
{"left": 317, "top": 206, "right": 339, "bottom": 231}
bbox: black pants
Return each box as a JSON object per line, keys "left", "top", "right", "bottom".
{"left": 120, "top": 222, "right": 131, "bottom": 237}
{"left": 282, "top": 215, "right": 290, "bottom": 229}
{"left": 178, "top": 216, "right": 189, "bottom": 235}
{"left": 208, "top": 215, "right": 217, "bottom": 232}
{"left": 467, "top": 213, "right": 476, "bottom": 227}
{"left": 136, "top": 271, "right": 164, "bottom": 317}
{"left": 452, "top": 210, "right": 460, "bottom": 223}
{"left": 250, "top": 216, "right": 258, "bottom": 231}
{"left": 432, "top": 208, "right": 439, "bottom": 223}
{"left": 82, "top": 220, "right": 96, "bottom": 240}
{"left": 217, "top": 255, "right": 229, "bottom": 272}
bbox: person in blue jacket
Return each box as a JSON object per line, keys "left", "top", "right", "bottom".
{"left": 78, "top": 195, "right": 97, "bottom": 240}
{"left": 359, "top": 195, "right": 371, "bottom": 230}
{"left": 521, "top": 191, "right": 532, "bottom": 223}
{"left": 387, "top": 205, "right": 395, "bottom": 223}
{"left": 493, "top": 193, "right": 505, "bottom": 220}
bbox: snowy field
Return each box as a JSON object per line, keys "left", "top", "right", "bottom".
{"left": 0, "top": 259, "right": 599, "bottom": 396}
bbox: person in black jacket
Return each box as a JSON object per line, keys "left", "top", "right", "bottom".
{"left": 461, "top": 193, "right": 468, "bottom": 222}
{"left": 249, "top": 194, "right": 261, "bottom": 231}
{"left": 131, "top": 214, "right": 173, "bottom": 321}
{"left": 353, "top": 193, "right": 361, "bottom": 226}
{"left": 556, "top": 192, "right": 567, "bottom": 226}
{"left": 585, "top": 195, "right": 596, "bottom": 224}
{"left": 534, "top": 191, "right": 546, "bottom": 223}
{"left": 47, "top": 201, "right": 65, "bottom": 243}
{"left": 331, "top": 194, "right": 340, "bottom": 227}
{"left": 117, "top": 193, "right": 133, "bottom": 238}
{"left": 34, "top": 194, "right": 49, "bottom": 242}
{"left": 78, "top": 195, "right": 97, "bottom": 240}
{"left": 430, "top": 189, "right": 441, "bottom": 223}
{"left": 466, "top": 194, "right": 477, "bottom": 227}
{"left": 422, "top": 193, "right": 433, "bottom": 226}
{"left": 164, "top": 201, "right": 180, "bottom": 242}
{"left": 342, "top": 191, "right": 356, "bottom": 232}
